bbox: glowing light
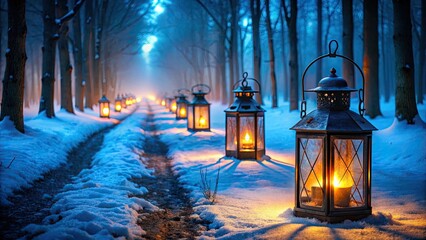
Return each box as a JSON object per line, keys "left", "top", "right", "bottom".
{"left": 242, "top": 132, "right": 254, "bottom": 149}
{"left": 115, "top": 104, "right": 121, "bottom": 112}
{"left": 161, "top": 100, "right": 166, "bottom": 106}
{"left": 199, "top": 116, "right": 206, "bottom": 127}
{"left": 142, "top": 43, "right": 153, "bottom": 53}
{"left": 242, "top": 17, "right": 249, "bottom": 27}
{"left": 171, "top": 103, "right": 177, "bottom": 112}
{"left": 154, "top": 5, "right": 164, "bottom": 14}
{"left": 102, "top": 107, "right": 110, "bottom": 116}
{"left": 136, "top": 97, "right": 141, "bottom": 102}
{"left": 179, "top": 108, "right": 186, "bottom": 117}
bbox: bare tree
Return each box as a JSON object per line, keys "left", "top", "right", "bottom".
{"left": 73, "top": 0, "right": 84, "bottom": 111}
{"left": 57, "top": 0, "right": 74, "bottom": 114}
{"left": 393, "top": 0, "right": 418, "bottom": 123}
{"left": 0, "top": 0, "right": 26, "bottom": 133}
{"left": 342, "top": 0, "right": 354, "bottom": 88}
{"left": 416, "top": 0, "right": 425, "bottom": 104}
{"left": 265, "top": 0, "right": 278, "bottom": 108}
{"left": 363, "top": 0, "right": 381, "bottom": 118}
{"left": 83, "top": 0, "right": 94, "bottom": 109}
{"left": 282, "top": 0, "right": 299, "bottom": 111}
{"left": 250, "top": 0, "right": 262, "bottom": 104}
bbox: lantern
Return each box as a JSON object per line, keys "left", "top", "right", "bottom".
{"left": 165, "top": 97, "right": 173, "bottom": 110}
{"left": 291, "top": 40, "right": 377, "bottom": 223}
{"left": 175, "top": 89, "right": 190, "bottom": 120}
{"left": 115, "top": 95, "right": 122, "bottom": 112}
{"left": 225, "top": 72, "right": 265, "bottom": 160}
{"left": 98, "top": 95, "right": 110, "bottom": 118}
{"left": 170, "top": 97, "right": 177, "bottom": 113}
{"left": 187, "top": 84, "right": 211, "bottom": 132}
{"left": 121, "top": 94, "right": 127, "bottom": 109}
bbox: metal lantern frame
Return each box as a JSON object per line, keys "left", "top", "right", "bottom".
{"left": 225, "top": 72, "right": 266, "bottom": 160}
{"left": 115, "top": 95, "right": 122, "bottom": 112}
{"left": 121, "top": 94, "right": 127, "bottom": 109}
{"left": 176, "top": 89, "right": 191, "bottom": 120}
{"left": 291, "top": 40, "right": 377, "bottom": 223}
{"left": 98, "top": 95, "right": 110, "bottom": 118}
{"left": 187, "top": 84, "right": 211, "bottom": 132}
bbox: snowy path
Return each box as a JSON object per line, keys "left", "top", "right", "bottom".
{"left": 134, "top": 104, "right": 207, "bottom": 239}
{"left": 0, "top": 109, "right": 134, "bottom": 239}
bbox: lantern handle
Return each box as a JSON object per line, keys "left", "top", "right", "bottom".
{"left": 177, "top": 88, "right": 191, "bottom": 97}
{"left": 191, "top": 83, "right": 211, "bottom": 95}
{"left": 232, "top": 72, "right": 262, "bottom": 95}
{"left": 300, "top": 40, "right": 365, "bottom": 118}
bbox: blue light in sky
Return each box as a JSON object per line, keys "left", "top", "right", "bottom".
{"left": 142, "top": 43, "right": 153, "bottom": 53}
{"left": 154, "top": 5, "right": 164, "bottom": 14}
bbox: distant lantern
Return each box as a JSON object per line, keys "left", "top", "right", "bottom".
{"left": 115, "top": 95, "right": 122, "bottom": 112}
{"left": 161, "top": 96, "right": 166, "bottom": 107}
{"left": 165, "top": 96, "right": 173, "bottom": 110}
{"left": 170, "top": 97, "right": 177, "bottom": 113}
{"left": 225, "top": 72, "right": 265, "bottom": 160}
{"left": 121, "top": 94, "right": 127, "bottom": 109}
{"left": 187, "top": 84, "right": 211, "bottom": 132}
{"left": 291, "top": 40, "right": 376, "bottom": 223}
{"left": 175, "top": 89, "right": 190, "bottom": 120}
{"left": 98, "top": 95, "right": 110, "bottom": 118}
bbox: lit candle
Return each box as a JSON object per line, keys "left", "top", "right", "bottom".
{"left": 115, "top": 104, "right": 121, "bottom": 111}
{"left": 242, "top": 132, "right": 254, "bottom": 149}
{"left": 333, "top": 174, "right": 352, "bottom": 207}
{"left": 102, "top": 107, "right": 110, "bottom": 116}
{"left": 171, "top": 103, "right": 177, "bottom": 112}
{"left": 180, "top": 108, "right": 186, "bottom": 117}
{"left": 198, "top": 116, "right": 206, "bottom": 127}
{"left": 161, "top": 100, "right": 165, "bottom": 106}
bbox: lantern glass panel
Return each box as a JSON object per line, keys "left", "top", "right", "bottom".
{"left": 177, "top": 103, "right": 187, "bottom": 118}
{"left": 256, "top": 116, "right": 264, "bottom": 150}
{"left": 332, "top": 138, "right": 365, "bottom": 208}
{"left": 239, "top": 116, "right": 255, "bottom": 151}
{"left": 299, "top": 137, "right": 324, "bottom": 208}
{"left": 195, "top": 105, "right": 209, "bottom": 128}
{"left": 187, "top": 105, "right": 194, "bottom": 127}
{"left": 226, "top": 116, "right": 237, "bottom": 151}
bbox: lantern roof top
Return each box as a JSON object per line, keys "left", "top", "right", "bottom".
{"left": 99, "top": 95, "right": 110, "bottom": 103}
{"left": 291, "top": 109, "right": 376, "bottom": 132}
{"left": 225, "top": 97, "right": 265, "bottom": 113}
{"left": 191, "top": 93, "right": 210, "bottom": 105}
{"left": 307, "top": 68, "right": 356, "bottom": 92}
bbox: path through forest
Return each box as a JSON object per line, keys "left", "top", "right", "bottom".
{"left": 0, "top": 112, "right": 134, "bottom": 239}
{"left": 133, "top": 104, "right": 208, "bottom": 239}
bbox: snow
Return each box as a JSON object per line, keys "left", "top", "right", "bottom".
{"left": 1, "top": 97, "right": 425, "bottom": 239}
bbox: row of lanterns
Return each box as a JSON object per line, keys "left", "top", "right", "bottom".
{"left": 98, "top": 93, "right": 138, "bottom": 118}
{"left": 161, "top": 84, "right": 212, "bottom": 132}
{"left": 160, "top": 40, "right": 376, "bottom": 223}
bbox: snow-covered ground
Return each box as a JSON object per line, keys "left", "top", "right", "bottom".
{"left": 1, "top": 98, "right": 425, "bottom": 239}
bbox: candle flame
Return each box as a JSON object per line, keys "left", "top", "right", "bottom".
{"left": 180, "top": 108, "right": 186, "bottom": 116}
{"left": 161, "top": 100, "right": 165, "bottom": 106}
{"left": 102, "top": 107, "right": 110, "bottom": 116}
{"left": 171, "top": 103, "right": 177, "bottom": 111}
{"left": 115, "top": 104, "right": 121, "bottom": 111}
{"left": 333, "top": 173, "right": 352, "bottom": 188}
{"left": 244, "top": 133, "right": 252, "bottom": 142}
{"left": 199, "top": 116, "right": 206, "bottom": 127}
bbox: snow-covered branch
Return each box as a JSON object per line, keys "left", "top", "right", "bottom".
{"left": 55, "top": 0, "right": 86, "bottom": 26}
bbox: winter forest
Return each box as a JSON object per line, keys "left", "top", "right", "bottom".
{"left": 1, "top": 0, "right": 425, "bottom": 239}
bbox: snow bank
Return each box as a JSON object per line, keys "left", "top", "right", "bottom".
{"left": 23, "top": 106, "right": 155, "bottom": 239}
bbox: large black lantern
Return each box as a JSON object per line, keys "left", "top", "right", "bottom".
{"left": 225, "top": 72, "right": 265, "bottom": 160}
{"left": 175, "top": 89, "right": 190, "bottom": 120}
{"left": 98, "top": 95, "right": 110, "bottom": 118}
{"left": 291, "top": 40, "right": 377, "bottom": 223}
{"left": 187, "top": 84, "right": 211, "bottom": 132}
{"left": 115, "top": 95, "right": 122, "bottom": 112}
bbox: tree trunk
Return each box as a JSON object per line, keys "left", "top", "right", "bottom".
{"left": 57, "top": 0, "right": 74, "bottom": 114}
{"left": 279, "top": 7, "right": 289, "bottom": 102}
{"left": 83, "top": 1, "right": 94, "bottom": 109}
{"left": 39, "top": 0, "right": 57, "bottom": 117}
{"left": 342, "top": 0, "right": 355, "bottom": 88}
{"left": 283, "top": 0, "right": 299, "bottom": 111}
{"left": 0, "top": 0, "right": 26, "bottom": 133}
{"left": 380, "top": 0, "right": 391, "bottom": 102}
{"left": 363, "top": 0, "right": 382, "bottom": 118}
{"left": 316, "top": 0, "right": 323, "bottom": 85}
{"left": 73, "top": 0, "right": 84, "bottom": 111}
{"left": 417, "top": 0, "right": 425, "bottom": 104}
{"left": 92, "top": 0, "right": 100, "bottom": 102}
{"left": 265, "top": 0, "right": 278, "bottom": 108}
{"left": 229, "top": 0, "right": 239, "bottom": 104}
{"left": 250, "top": 0, "right": 263, "bottom": 105}
{"left": 393, "top": 0, "right": 418, "bottom": 123}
